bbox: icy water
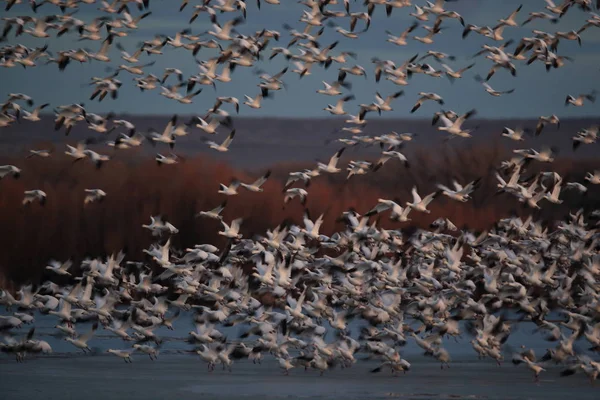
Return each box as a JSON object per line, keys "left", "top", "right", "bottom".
{"left": 1, "top": 314, "right": 599, "bottom": 399}
{"left": 1, "top": 355, "right": 599, "bottom": 400}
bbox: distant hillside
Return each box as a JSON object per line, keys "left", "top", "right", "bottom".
{"left": 0, "top": 116, "right": 597, "bottom": 169}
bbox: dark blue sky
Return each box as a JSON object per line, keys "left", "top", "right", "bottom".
{"left": 1, "top": 0, "right": 599, "bottom": 118}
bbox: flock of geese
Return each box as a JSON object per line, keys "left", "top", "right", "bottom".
{"left": 1, "top": 0, "right": 600, "bottom": 385}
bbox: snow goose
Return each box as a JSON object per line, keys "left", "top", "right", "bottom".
{"left": 502, "top": 127, "right": 527, "bottom": 141}
{"left": 545, "top": 0, "right": 571, "bottom": 16}
{"left": 0, "top": 165, "right": 21, "bottom": 179}
{"left": 323, "top": 95, "right": 354, "bottom": 115}
{"left": 142, "top": 216, "right": 179, "bottom": 236}
{"left": 437, "top": 178, "right": 480, "bottom": 202}
{"left": 219, "top": 218, "right": 243, "bottom": 239}
{"left": 218, "top": 179, "right": 241, "bottom": 195}
{"left": 572, "top": 126, "right": 598, "bottom": 150}
{"left": 240, "top": 170, "right": 271, "bottom": 192}
{"left": 23, "top": 190, "right": 46, "bottom": 206}
{"left": 284, "top": 188, "right": 308, "bottom": 206}
{"left": 149, "top": 115, "right": 177, "bottom": 148}
{"left": 565, "top": 91, "right": 596, "bottom": 107}
{"left": 317, "top": 148, "right": 345, "bottom": 173}
{"left": 84, "top": 189, "right": 107, "bottom": 204}
{"left": 406, "top": 186, "right": 439, "bottom": 213}
{"left": 243, "top": 89, "right": 269, "bottom": 109}
{"left": 206, "top": 129, "right": 236, "bottom": 152}
{"left": 373, "top": 91, "right": 404, "bottom": 112}
{"left": 208, "top": 15, "right": 244, "bottom": 41}
{"left": 366, "top": 199, "right": 412, "bottom": 222}
{"left": 535, "top": 114, "right": 560, "bottom": 136}
{"left": 83, "top": 150, "right": 110, "bottom": 169}
{"left": 585, "top": 170, "right": 600, "bottom": 185}
{"left": 386, "top": 23, "right": 419, "bottom": 46}
{"left": 498, "top": 4, "right": 523, "bottom": 27}
{"left": 65, "top": 322, "right": 97, "bottom": 353}
{"left": 45, "top": 260, "right": 72, "bottom": 276}
{"left": 21, "top": 103, "right": 49, "bottom": 122}
{"left": 435, "top": 109, "right": 477, "bottom": 137}
{"left": 155, "top": 153, "right": 180, "bottom": 165}
{"left": 197, "top": 201, "right": 227, "bottom": 219}
{"left": 475, "top": 75, "right": 514, "bottom": 96}
{"left": 133, "top": 344, "right": 159, "bottom": 360}
{"left": 411, "top": 92, "right": 444, "bottom": 113}
{"left": 194, "top": 116, "right": 222, "bottom": 134}
{"left": 107, "top": 349, "right": 134, "bottom": 363}
{"left": 316, "top": 71, "right": 350, "bottom": 96}
{"left": 441, "top": 63, "right": 474, "bottom": 83}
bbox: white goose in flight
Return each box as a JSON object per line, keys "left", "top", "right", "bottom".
{"left": 206, "top": 130, "right": 236, "bottom": 152}
{"left": 21, "top": 103, "right": 49, "bottom": 122}
{"left": 23, "top": 190, "right": 46, "bottom": 206}
{"left": 317, "top": 148, "right": 345, "bottom": 173}
{"left": 441, "top": 63, "right": 475, "bottom": 83}
{"left": 243, "top": 91, "right": 267, "bottom": 109}
{"left": 65, "top": 323, "right": 97, "bottom": 353}
{"left": 241, "top": 170, "right": 271, "bottom": 192}
{"left": 219, "top": 218, "right": 243, "bottom": 239}
{"left": 156, "top": 153, "right": 180, "bottom": 165}
{"left": 0, "top": 165, "right": 21, "bottom": 179}
{"left": 45, "top": 260, "right": 73, "bottom": 276}
{"left": 565, "top": 91, "right": 596, "bottom": 107}
{"left": 502, "top": 127, "right": 527, "bottom": 141}
{"left": 386, "top": 23, "right": 419, "bottom": 46}
{"left": 437, "top": 178, "right": 480, "bottom": 202}
{"left": 107, "top": 349, "right": 134, "bottom": 363}
{"left": 435, "top": 109, "right": 477, "bottom": 138}
{"left": 406, "top": 187, "right": 438, "bottom": 213}
{"left": 218, "top": 179, "right": 241, "bottom": 195}
{"left": 84, "top": 189, "right": 107, "bottom": 204}
{"left": 535, "top": 114, "right": 560, "bottom": 136}
{"left": 27, "top": 149, "right": 52, "bottom": 158}
{"left": 323, "top": 95, "right": 354, "bottom": 115}
{"left": 195, "top": 116, "right": 222, "bottom": 134}
{"left": 411, "top": 92, "right": 444, "bottom": 113}
{"left": 284, "top": 188, "right": 308, "bottom": 206}
{"left": 150, "top": 115, "right": 177, "bottom": 148}
{"left": 475, "top": 75, "right": 514, "bottom": 96}
{"left": 366, "top": 199, "right": 412, "bottom": 222}
{"left": 197, "top": 201, "right": 227, "bottom": 219}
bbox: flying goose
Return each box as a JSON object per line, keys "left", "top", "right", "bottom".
{"left": 45, "top": 260, "right": 73, "bottom": 276}
{"left": 317, "top": 148, "right": 345, "bottom": 173}
{"left": 0, "top": 165, "right": 21, "bottom": 179}
{"left": 107, "top": 349, "right": 134, "bottom": 363}
{"left": 23, "top": 190, "right": 46, "bottom": 206}
{"left": 475, "top": 75, "right": 514, "bottom": 96}
{"left": 406, "top": 187, "right": 439, "bottom": 213}
{"left": 155, "top": 153, "right": 180, "bottom": 165}
{"left": 84, "top": 189, "right": 107, "bottom": 204}
{"left": 243, "top": 89, "right": 269, "bottom": 109}
{"left": 219, "top": 218, "right": 243, "bottom": 239}
{"left": 386, "top": 23, "right": 419, "bottom": 46}
{"left": 411, "top": 92, "right": 444, "bottom": 113}
{"left": 535, "top": 115, "right": 560, "bottom": 136}
{"left": 240, "top": 170, "right": 271, "bottom": 192}
{"left": 218, "top": 179, "right": 241, "bottom": 195}
{"left": 284, "top": 188, "right": 308, "bottom": 206}
{"left": 206, "top": 130, "right": 236, "bottom": 152}
{"left": 65, "top": 322, "right": 97, "bottom": 353}
{"left": 149, "top": 115, "right": 177, "bottom": 148}
{"left": 435, "top": 109, "right": 477, "bottom": 137}
{"left": 323, "top": 95, "right": 354, "bottom": 115}
{"left": 565, "top": 91, "right": 596, "bottom": 107}
{"left": 197, "top": 201, "right": 227, "bottom": 220}
{"left": 437, "top": 178, "right": 481, "bottom": 202}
